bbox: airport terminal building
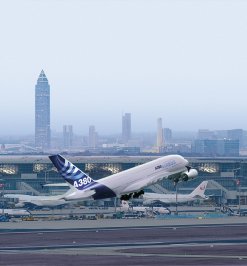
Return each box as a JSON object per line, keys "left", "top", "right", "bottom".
{"left": 0, "top": 155, "right": 247, "bottom": 206}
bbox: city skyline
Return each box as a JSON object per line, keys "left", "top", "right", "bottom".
{"left": 1, "top": 1, "right": 247, "bottom": 135}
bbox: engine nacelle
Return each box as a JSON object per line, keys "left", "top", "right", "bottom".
{"left": 180, "top": 169, "right": 198, "bottom": 182}
{"left": 15, "top": 202, "right": 25, "bottom": 208}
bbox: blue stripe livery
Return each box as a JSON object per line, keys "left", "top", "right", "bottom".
{"left": 49, "top": 154, "right": 95, "bottom": 190}
{"left": 49, "top": 154, "right": 117, "bottom": 199}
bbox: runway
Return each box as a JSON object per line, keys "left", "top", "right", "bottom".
{"left": 0, "top": 222, "right": 247, "bottom": 265}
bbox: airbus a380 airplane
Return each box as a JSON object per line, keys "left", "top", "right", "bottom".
{"left": 143, "top": 181, "right": 209, "bottom": 205}
{"left": 49, "top": 154, "right": 198, "bottom": 201}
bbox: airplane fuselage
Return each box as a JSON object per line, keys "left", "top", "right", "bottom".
{"left": 143, "top": 181, "right": 209, "bottom": 205}
{"left": 144, "top": 193, "right": 197, "bottom": 204}
{"left": 4, "top": 194, "right": 67, "bottom": 207}
{"left": 64, "top": 154, "right": 193, "bottom": 200}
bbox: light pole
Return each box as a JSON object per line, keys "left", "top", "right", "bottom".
{"left": 174, "top": 182, "right": 179, "bottom": 215}
{"left": 233, "top": 168, "right": 241, "bottom": 214}
{"left": 236, "top": 179, "right": 241, "bottom": 214}
{"left": 114, "top": 197, "right": 117, "bottom": 214}
{"left": 44, "top": 168, "right": 53, "bottom": 184}
{"left": 0, "top": 178, "right": 5, "bottom": 215}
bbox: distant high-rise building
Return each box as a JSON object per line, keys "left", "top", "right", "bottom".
{"left": 35, "top": 70, "right": 50, "bottom": 149}
{"left": 192, "top": 139, "right": 239, "bottom": 156}
{"left": 122, "top": 113, "right": 131, "bottom": 144}
{"left": 163, "top": 128, "right": 172, "bottom": 143}
{"left": 88, "top": 125, "right": 98, "bottom": 148}
{"left": 63, "top": 125, "right": 73, "bottom": 149}
{"left": 0, "top": 144, "right": 5, "bottom": 152}
{"left": 157, "top": 118, "right": 164, "bottom": 151}
{"left": 227, "top": 129, "right": 244, "bottom": 148}
{"left": 197, "top": 129, "right": 215, "bottom": 140}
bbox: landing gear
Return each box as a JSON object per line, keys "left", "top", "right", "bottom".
{"left": 133, "top": 190, "right": 144, "bottom": 198}
{"left": 120, "top": 190, "right": 144, "bottom": 201}
{"left": 120, "top": 194, "right": 132, "bottom": 201}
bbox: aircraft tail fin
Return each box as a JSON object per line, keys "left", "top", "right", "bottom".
{"left": 190, "top": 181, "right": 208, "bottom": 198}
{"left": 49, "top": 154, "right": 95, "bottom": 190}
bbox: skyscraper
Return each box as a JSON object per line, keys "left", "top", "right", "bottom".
{"left": 63, "top": 125, "right": 73, "bottom": 149}
{"left": 35, "top": 70, "right": 50, "bottom": 149}
{"left": 163, "top": 128, "right": 172, "bottom": 143}
{"left": 122, "top": 113, "right": 131, "bottom": 145}
{"left": 88, "top": 125, "right": 98, "bottom": 148}
{"left": 157, "top": 117, "right": 164, "bottom": 151}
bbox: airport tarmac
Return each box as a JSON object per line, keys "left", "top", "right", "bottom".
{"left": 0, "top": 217, "right": 247, "bottom": 265}
{"left": 1, "top": 215, "right": 247, "bottom": 230}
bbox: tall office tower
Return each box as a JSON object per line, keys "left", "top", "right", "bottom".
{"left": 88, "top": 125, "right": 98, "bottom": 148}
{"left": 35, "top": 70, "right": 50, "bottom": 149}
{"left": 164, "top": 128, "right": 172, "bottom": 143}
{"left": 63, "top": 125, "right": 73, "bottom": 149}
{"left": 122, "top": 113, "right": 131, "bottom": 144}
{"left": 157, "top": 118, "right": 164, "bottom": 151}
{"left": 227, "top": 129, "right": 244, "bottom": 148}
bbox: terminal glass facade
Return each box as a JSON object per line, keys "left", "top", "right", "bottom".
{"left": 1, "top": 156, "right": 247, "bottom": 204}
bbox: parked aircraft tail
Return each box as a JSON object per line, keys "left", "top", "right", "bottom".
{"left": 190, "top": 181, "right": 208, "bottom": 199}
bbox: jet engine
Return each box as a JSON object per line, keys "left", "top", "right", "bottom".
{"left": 172, "top": 168, "right": 198, "bottom": 184}
{"left": 15, "top": 202, "right": 25, "bottom": 208}
{"left": 180, "top": 169, "right": 198, "bottom": 182}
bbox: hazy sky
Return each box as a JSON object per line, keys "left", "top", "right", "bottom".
{"left": 0, "top": 0, "right": 247, "bottom": 135}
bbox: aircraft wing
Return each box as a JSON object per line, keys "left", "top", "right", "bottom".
{"left": 122, "top": 172, "right": 171, "bottom": 194}
{"left": 204, "top": 194, "right": 214, "bottom": 199}
{"left": 4, "top": 194, "right": 31, "bottom": 200}
{"left": 43, "top": 183, "right": 69, "bottom": 187}
{"left": 63, "top": 188, "right": 96, "bottom": 200}
{"left": 154, "top": 198, "right": 170, "bottom": 203}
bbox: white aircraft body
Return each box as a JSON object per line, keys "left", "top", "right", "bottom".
{"left": 118, "top": 200, "right": 171, "bottom": 215}
{"left": 49, "top": 154, "right": 198, "bottom": 201}
{"left": 143, "top": 181, "right": 209, "bottom": 205}
{"left": 4, "top": 189, "right": 73, "bottom": 208}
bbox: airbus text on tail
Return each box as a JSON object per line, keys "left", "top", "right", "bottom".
{"left": 49, "top": 154, "right": 94, "bottom": 190}
{"left": 49, "top": 154, "right": 198, "bottom": 201}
